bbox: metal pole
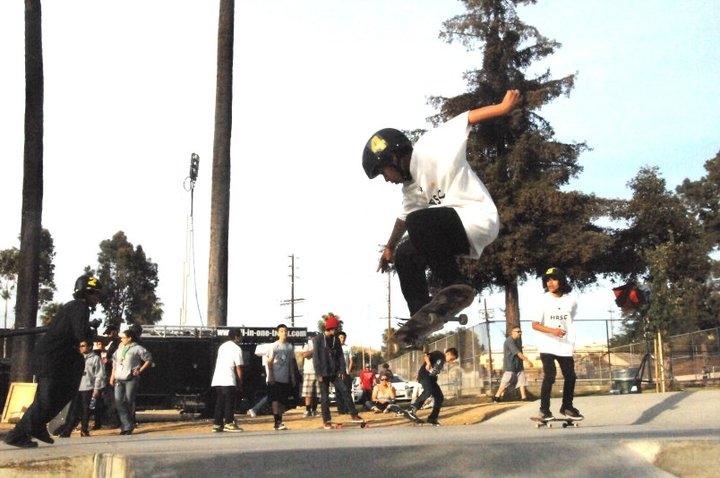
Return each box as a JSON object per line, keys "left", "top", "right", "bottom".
{"left": 605, "top": 320, "right": 612, "bottom": 382}
{"left": 290, "top": 254, "right": 295, "bottom": 327}
{"left": 484, "top": 299, "right": 493, "bottom": 392}
{"left": 386, "top": 272, "right": 392, "bottom": 359}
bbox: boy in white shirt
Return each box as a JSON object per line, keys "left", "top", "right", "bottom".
{"left": 363, "top": 90, "right": 520, "bottom": 316}
{"left": 531, "top": 267, "right": 582, "bottom": 421}
{"left": 210, "top": 329, "right": 244, "bottom": 432}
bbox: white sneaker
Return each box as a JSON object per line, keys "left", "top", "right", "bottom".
{"left": 274, "top": 423, "right": 288, "bottom": 431}
{"left": 247, "top": 409, "right": 257, "bottom": 418}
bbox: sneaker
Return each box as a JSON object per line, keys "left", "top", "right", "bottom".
{"left": 350, "top": 415, "right": 364, "bottom": 423}
{"left": 371, "top": 406, "right": 381, "bottom": 413}
{"left": 310, "top": 410, "right": 318, "bottom": 417}
{"left": 223, "top": 423, "right": 243, "bottom": 433}
{"left": 404, "top": 407, "right": 419, "bottom": 421}
{"left": 302, "top": 410, "right": 312, "bottom": 418}
{"left": 536, "top": 410, "right": 554, "bottom": 421}
{"left": 426, "top": 418, "right": 441, "bottom": 426}
{"left": 4, "top": 435, "right": 38, "bottom": 448}
{"left": 274, "top": 422, "right": 288, "bottom": 431}
{"left": 492, "top": 396, "right": 501, "bottom": 403}
{"left": 322, "top": 422, "right": 334, "bottom": 430}
{"left": 212, "top": 425, "right": 223, "bottom": 433}
{"left": 80, "top": 430, "right": 90, "bottom": 437}
{"left": 247, "top": 409, "right": 257, "bottom": 418}
{"left": 559, "top": 407, "right": 583, "bottom": 419}
{"left": 32, "top": 428, "right": 55, "bottom": 444}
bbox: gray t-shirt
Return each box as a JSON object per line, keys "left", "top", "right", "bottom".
{"left": 267, "top": 341, "right": 294, "bottom": 384}
{"left": 113, "top": 343, "right": 152, "bottom": 381}
{"left": 502, "top": 336, "right": 523, "bottom": 373}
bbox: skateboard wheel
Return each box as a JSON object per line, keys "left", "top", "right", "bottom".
{"left": 561, "top": 423, "right": 568, "bottom": 428}
{"left": 458, "top": 314, "right": 468, "bottom": 325}
{"left": 573, "top": 423, "right": 579, "bottom": 428}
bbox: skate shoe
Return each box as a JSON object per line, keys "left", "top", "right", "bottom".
{"left": 350, "top": 415, "right": 365, "bottom": 423}
{"left": 274, "top": 422, "right": 288, "bottom": 431}
{"left": 426, "top": 418, "right": 441, "bottom": 426}
{"left": 535, "top": 410, "right": 554, "bottom": 421}
{"left": 212, "top": 425, "right": 223, "bottom": 433}
{"left": 404, "top": 407, "right": 420, "bottom": 421}
{"left": 559, "top": 406, "right": 583, "bottom": 420}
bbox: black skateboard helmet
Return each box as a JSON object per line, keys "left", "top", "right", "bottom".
{"left": 73, "top": 274, "right": 102, "bottom": 298}
{"left": 362, "top": 128, "right": 412, "bottom": 180}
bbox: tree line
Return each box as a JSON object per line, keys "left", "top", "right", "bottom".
{"left": 386, "top": 0, "right": 718, "bottom": 349}
{"left": 1, "top": 230, "right": 163, "bottom": 329}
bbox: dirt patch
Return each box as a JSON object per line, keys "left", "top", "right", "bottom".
{"left": 654, "top": 441, "right": 720, "bottom": 478}
{"left": 0, "top": 397, "right": 519, "bottom": 437}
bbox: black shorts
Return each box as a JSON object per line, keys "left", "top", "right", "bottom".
{"left": 267, "top": 382, "right": 292, "bottom": 405}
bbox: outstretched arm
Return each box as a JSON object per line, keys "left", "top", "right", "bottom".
{"left": 467, "top": 90, "right": 520, "bottom": 125}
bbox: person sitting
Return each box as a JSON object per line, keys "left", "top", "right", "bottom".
{"left": 367, "top": 372, "right": 401, "bottom": 414}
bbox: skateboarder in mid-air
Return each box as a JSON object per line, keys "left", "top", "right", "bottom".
{"left": 363, "top": 90, "right": 520, "bottom": 323}
{"left": 531, "top": 267, "right": 583, "bottom": 422}
{"left": 404, "top": 348, "right": 458, "bottom": 426}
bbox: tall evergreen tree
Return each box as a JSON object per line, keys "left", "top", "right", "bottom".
{"left": 96, "top": 231, "right": 163, "bottom": 327}
{"left": 434, "top": 0, "right": 611, "bottom": 332}
{"left": 677, "top": 151, "right": 720, "bottom": 249}
{"left": 612, "top": 167, "right": 717, "bottom": 339}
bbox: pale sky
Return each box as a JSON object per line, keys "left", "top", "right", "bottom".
{"left": 1, "top": 0, "right": 718, "bottom": 350}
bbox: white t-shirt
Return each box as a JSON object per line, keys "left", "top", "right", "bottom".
{"left": 400, "top": 112, "right": 499, "bottom": 257}
{"left": 534, "top": 292, "right": 577, "bottom": 357}
{"left": 342, "top": 344, "right": 352, "bottom": 373}
{"left": 211, "top": 340, "right": 244, "bottom": 387}
{"left": 302, "top": 341, "right": 315, "bottom": 374}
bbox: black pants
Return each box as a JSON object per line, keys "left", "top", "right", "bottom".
{"left": 336, "top": 375, "right": 354, "bottom": 413}
{"left": 54, "top": 390, "right": 93, "bottom": 435}
{"left": 395, "top": 207, "right": 470, "bottom": 315}
{"left": 318, "top": 375, "right": 356, "bottom": 424}
{"left": 213, "top": 386, "right": 237, "bottom": 426}
{"left": 539, "top": 353, "right": 576, "bottom": 412}
{"left": 412, "top": 369, "right": 444, "bottom": 421}
{"left": 6, "top": 371, "right": 81, "bottom": 443}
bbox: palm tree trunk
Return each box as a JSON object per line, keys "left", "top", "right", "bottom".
{"left": 12, "top": 0, "right": 44, "bottom": 382}
{"left": 504, "top": 279, "right": 520, "bottom": 336}
{"left": 207, "top": 0, "right": 234, "bottom": 327}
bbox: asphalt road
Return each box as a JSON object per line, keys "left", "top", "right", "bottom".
{"left": 2, "top": 390, "right": 718, "bottom": 477}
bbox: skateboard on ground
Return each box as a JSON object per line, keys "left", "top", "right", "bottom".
{"left": 530, "top": 416, "right": 583, "bottom": 428}
{"left": 395, "top": 284, "right": 475, "bottom": 348}
{"left": 323, "top": 421, "right": 368, "bottom": 429}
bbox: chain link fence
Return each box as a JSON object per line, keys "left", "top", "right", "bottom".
{"left": 387, "top": 321, "right": 720, "bottom": 399}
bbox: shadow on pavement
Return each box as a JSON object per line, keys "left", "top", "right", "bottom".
{"left": 632, "top": 391, "right": 691, "bottom": 425}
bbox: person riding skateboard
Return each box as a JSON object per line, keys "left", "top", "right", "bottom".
{"left": 363, "top": 90, "right": 520, "bottom": 316}
{"left": 405, "top": 347, "right": 458, "bottom": 426}
{"left": 531, "top": 267, "right": 582, "bottom": 421}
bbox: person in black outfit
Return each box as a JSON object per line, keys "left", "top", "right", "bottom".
{"left": 4, "top": 275, "right": 102, "bottom": 448}
{"left": 312, "top": 314, "right": 363, "bottom": 428}
{"left": 405, "top": 347, "right": 458, "bottom": 426}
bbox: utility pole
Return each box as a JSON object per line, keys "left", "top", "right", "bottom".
{"left": 484, "top": 299, "right": 495, "bottom": 391}
{"left": 386, "top": 271, "right": 392, "bottom": 359}
{"left": 281, "top": 254, "right": 305, "bottom": 327}
{"left": 181, "top": 153, "right": 200, "bottom": 326}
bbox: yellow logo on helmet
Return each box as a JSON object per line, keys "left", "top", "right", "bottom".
{"left": 545, "top": 267, "right": 558, "bottom": 275}
{"left": 87, "top": 277, "right": 98, "bottom": 288}
{"left": 370, "top": 135, "right": 388, "bottom": 154}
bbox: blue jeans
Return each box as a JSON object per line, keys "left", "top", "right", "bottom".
{"left": 114, "top": 378, "right": 139, "bottom": 432}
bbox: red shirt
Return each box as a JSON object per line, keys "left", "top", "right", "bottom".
{"left": 360, "top": 369, "right": 376, "bottom": 391}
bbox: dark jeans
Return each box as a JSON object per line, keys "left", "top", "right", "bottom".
{"left": 318, "top": 375, "right": 356, "bottom": 423}
{"left": 359, "top": 389, "right": 373, "bottom": 409}
{"left": 337, "top": 375, "right": 354, "bottom": 413}
{"left": 54, "top": 390, "right": 94, "bottom": 435}
{"left": 6, "top": 371, "right": 81, "bottom": 443}
{"left": 539, "top": 353, "right": 577, "bottom": 412}
{"left": 413, "top": 369, "right": 444, "bottom": 421}
{"left": 395, "top": 207, "right": 470, "bottom": 315}
{"left": 213, "top": 386, "right": 237, "bottom": 426}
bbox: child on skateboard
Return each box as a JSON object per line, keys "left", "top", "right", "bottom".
{"left": 363, "top": 90, "right": 520, "bottom": 316}
{"left": 531, "top": 267, "right": 582, "bottom": 421}
{"left": 405, "top": 347, "right": 458, "bottom": 425}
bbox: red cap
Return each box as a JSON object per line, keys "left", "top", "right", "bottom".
{"left": 324, "top": 315, "right": 340, "bottom": 330}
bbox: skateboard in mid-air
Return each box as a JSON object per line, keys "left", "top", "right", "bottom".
{"left": 530, "top": 416, "right": 583, "bottom": 428}
{"left": 395, "top": 284, "right": 475, "bottom": 348}
{"left": 323, "top": 420, "right": 368, "bottom": 429}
